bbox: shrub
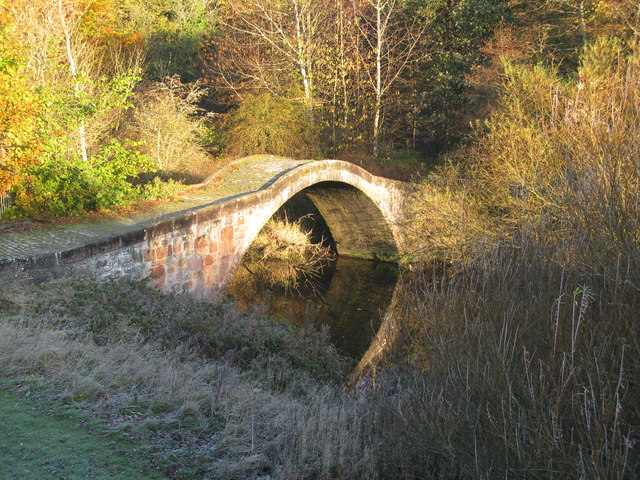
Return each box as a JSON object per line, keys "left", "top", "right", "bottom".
{"left": 11, "top": 139, "right": 154, "bottom": 217}
{"left": 225, "top": 90, "right": 320, "bottom": 159}
{"left": 131, "top": 75, "right": 215, "bottom": 182}
{"left": 405, "top": 160, "right": 499, "bottom": 264}
{"left": 474, "top": 37, "right": 640, "bottom": 273}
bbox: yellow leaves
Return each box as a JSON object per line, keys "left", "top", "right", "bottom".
{"left": 0, "top": 0, "right": 11, "bottom": 26}
{"left": 0, "top": 11, "right": 41, "bottom": 196}
{"left": 0, "top": 73, "right": 41, "bottom": 195}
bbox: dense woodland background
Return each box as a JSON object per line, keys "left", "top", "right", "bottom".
{"left": 1, "top": 0, "right": 637, "bottom": 217}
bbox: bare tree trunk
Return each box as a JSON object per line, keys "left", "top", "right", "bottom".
{"left": 579, "top": 0, "right": 588, "bottom": 45}
{"left": 293, "top": 0, "right": 313, "bottom": 106}
{"left": 338, "top": 0, "right": 349, "bottom": 131}
{"left": 58, "top": 0, "right": 88, "bottom": 163}
{"left": 373, "top": 0, "right": 383, "bottom": 156}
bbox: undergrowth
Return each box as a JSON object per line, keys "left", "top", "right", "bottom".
{"left": 230, "top": 216, "right": 334, "bottom": 292}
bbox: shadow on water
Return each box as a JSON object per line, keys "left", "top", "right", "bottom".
{"left": 227, "top": 256, "right": 400, "bottom": 359}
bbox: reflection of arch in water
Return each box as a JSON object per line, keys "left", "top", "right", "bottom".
{"left": 311, "top": 258, "right": 399, "bottom": 359}
{"left": 229, "top": 254, "right": 401, "bottom": 359}
{"left": 349, "top": 279, "right": 407, "bottom": 386}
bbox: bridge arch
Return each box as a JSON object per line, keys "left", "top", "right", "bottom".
{"left": 230, "top": 161, "right": 404, "bottom": 267}
{"left": 137, "top": 159, "right": 411, "bottom": 300}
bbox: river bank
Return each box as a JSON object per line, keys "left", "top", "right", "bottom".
{"left": 1, "top": 229, "right": 638, "bottom": 479}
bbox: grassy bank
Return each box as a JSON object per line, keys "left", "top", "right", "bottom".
{"left": 1, "top": 240, "right": 637, "bottom": 479}
{"left": 0, "top": 380, "right": 167, "bottom": 479}
{"left": 0, "top": 279, "right": 355, "bottom": 478}
{"left": 397, "top": 241, "right": 639, "bottom": 477}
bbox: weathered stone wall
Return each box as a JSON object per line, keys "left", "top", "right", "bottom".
{"left": 305, "top": 184, "right": 398, "bottom": 259}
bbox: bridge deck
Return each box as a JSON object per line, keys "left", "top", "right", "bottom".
{"left": 0, "top": 156, "right": 312, "bottom": 261}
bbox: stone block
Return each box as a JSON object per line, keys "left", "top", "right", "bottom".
{"left": 188, "top": 256, "right": 202, "bottom": 271}
{"left": 195, "top": 234, "right": 208, "bottom": 253}
{"left": 155, "top": 245, "right": 167, "bottom": 261}
{"left": 150, "top": 264, "right": 165, "bottom": 280}
{"left": 221, "top": 225, "right": 234, "bottom": 243}
{"left": 203, "top": 255, "right": 215, "bottom": 267}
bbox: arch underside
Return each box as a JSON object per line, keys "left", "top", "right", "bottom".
{"left": 298, "top": 182, "right": 398, "bottom": 260}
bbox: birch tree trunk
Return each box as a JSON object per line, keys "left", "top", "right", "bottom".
{"left": 353, "top": 0, "right": 427, "bottom": 156}
{"left": 58, "top": 0, "right": 88, "bottom": 163}
{"left": 372, "top": 0, "right": 385, "bottom": 156}
{"left": 293, "top": 0, "right": 313, "bottom": 107}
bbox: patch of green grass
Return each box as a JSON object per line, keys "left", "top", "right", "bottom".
{"left": 0, "top": 380, "right": 167, "bottom": 480}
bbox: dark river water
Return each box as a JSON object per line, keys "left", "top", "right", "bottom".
{"left": 227, "top": 256, "right": 400, "bottom": 358}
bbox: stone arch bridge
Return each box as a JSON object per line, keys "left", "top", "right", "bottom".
{"left": 0, "top": 156, "right": 414, "bottom": 300}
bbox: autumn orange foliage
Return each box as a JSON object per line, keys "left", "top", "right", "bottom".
{"left": 76, "top": 0, "right": 143, "bottom": 51}
{"left": 0, "top": 3, "right": 41, "bottom": 196}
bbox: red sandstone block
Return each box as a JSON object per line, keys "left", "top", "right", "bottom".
{"left": 218, "top": 254, "right": 232, "bottom": 272}
{"left": 195, "top": 234, "right": 208, "bottom": 253}
{"left": 155, "top": 245, "right": 167, "bottom": 261}
{"left": 221, "top": 225, "right": 233, "bottom": 242}
{"left": 150, "top": 264, "right": 165, "bottom": 279}
{"left": 203, "top": 255, "right": 214, "bottom": 267}
{"left": 189, "top": 256, "right": 201, "bottom": 271}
